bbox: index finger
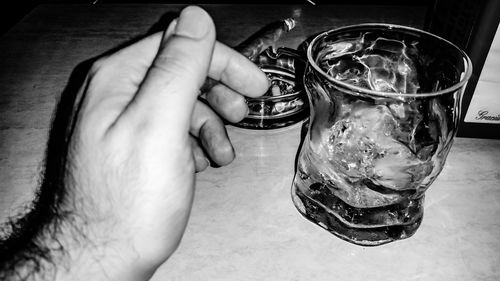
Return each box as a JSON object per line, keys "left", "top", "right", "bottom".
{"left": 207, "top": 42, "right": 270, "bottom": 98}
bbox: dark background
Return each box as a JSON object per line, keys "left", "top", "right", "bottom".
{"left": 1, "top": 0, "right": 499, "bottom": 138}
{"left": 1, "top": 0, "right": 437, "bottom": 37}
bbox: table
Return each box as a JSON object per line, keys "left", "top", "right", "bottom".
{"left": 1, "top": 4, "right": 499, "bottom": 281}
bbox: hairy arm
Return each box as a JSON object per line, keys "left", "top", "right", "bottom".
{"left": 0, "top": 191, "right": 145, "bottom": 281}
{"left": 0, "top": 83, "right": 150, "bottom": 281}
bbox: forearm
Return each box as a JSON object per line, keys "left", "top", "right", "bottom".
{"left": 0, "top": 180, "right": 152, "bottom": 281}
{"left": 0, "top": 70, "right": 157, "bottom": 281}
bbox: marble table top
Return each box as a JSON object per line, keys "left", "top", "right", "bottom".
{"left": 1, "top": 4, "right": 499, "bottom": 281}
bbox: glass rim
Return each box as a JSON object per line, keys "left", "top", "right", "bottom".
{"left": 306, "top": 23, "right": 473, "bottom": 98}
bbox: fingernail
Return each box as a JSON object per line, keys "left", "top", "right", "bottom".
{"left": 175, "top": 6, "right": 209, "bottom": 39}
{"left": 204, "top": 158, "right": 211, "bottom": 168}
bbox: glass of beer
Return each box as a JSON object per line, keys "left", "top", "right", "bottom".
{"left": 291, "top": 24, "right": 472, "bottom": 246}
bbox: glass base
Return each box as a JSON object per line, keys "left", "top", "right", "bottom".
{"left": 233, "top": 109, "right": 308, "bottom": 130}
{"left": 291, "top": 182, "right": 423, "bottom": 246}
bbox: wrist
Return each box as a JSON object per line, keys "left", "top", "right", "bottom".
{"left": 1, "top": 190, "right": 158, "bottom": 281}
{"left": 50, "top": 192, "right": 160, "bottom": 281}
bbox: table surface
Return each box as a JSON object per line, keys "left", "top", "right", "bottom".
{"left": 1, "top": 4, "right": 499, "bottom": 281}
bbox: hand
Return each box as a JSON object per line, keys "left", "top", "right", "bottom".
{"left": 60, "top": 6, "right": 268, "bottom": 280}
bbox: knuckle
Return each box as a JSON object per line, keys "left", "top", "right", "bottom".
{"left": 152, "top": 54, "right": 178, "bottom": 75}
{"left": 225, "top": 93, "right": 248, "bottom": 122}
{"left": 228, "top": 93, "right": 247, "bottom": 110}
{"left": 208, "top": 87, "right": 248, "bottom": 123}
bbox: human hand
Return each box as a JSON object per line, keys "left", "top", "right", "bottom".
{"left": 59, "top": 6, "right": 269, "bottom": 280}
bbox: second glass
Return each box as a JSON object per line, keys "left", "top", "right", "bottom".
{"left": 291, "top": 24, "right": 472, "bottom": 246}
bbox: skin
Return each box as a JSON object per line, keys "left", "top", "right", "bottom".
{"left": 0, "top": 6, "right": 269, "bottom": 281}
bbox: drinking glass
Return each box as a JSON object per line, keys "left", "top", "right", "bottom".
{"left": 291, "top": 24, "right": 472, "bottom": 246}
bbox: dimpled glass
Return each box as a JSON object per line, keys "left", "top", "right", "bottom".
{"left": 291, "top": 24, "right": 472, "bottom": 246}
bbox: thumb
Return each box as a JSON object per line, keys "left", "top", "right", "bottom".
{"left": 121, "top": 6, "right": 216, "bottom": 138}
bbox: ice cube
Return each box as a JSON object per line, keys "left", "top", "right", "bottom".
{"left": 316, "top": 101, "right": 433, "bottom": 195}
{"left": 371, "top": 140, "right": 433, "bottom": 191}
{"left": 322, "top": 103, "right": 396, "bottom": 179}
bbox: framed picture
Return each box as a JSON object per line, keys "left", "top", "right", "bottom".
{"left": 426, "top": 0, "right": 500, "bottom": 139}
